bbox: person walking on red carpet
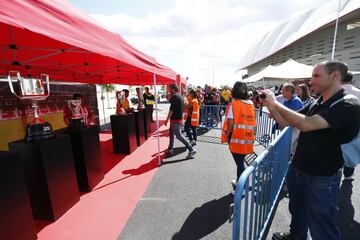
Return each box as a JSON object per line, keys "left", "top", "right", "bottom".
{"left": 165, "top": 83, "right": 197, "bottom": 159}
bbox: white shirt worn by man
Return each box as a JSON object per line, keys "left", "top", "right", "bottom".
{"left": 276, "top": 94, "right": 286, "bottom": 104}
{"left": 343, "top": 84, "right": 360, "bottom": 99}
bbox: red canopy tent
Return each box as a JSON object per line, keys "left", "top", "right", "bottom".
{"left": 0, "top": 0, "right": 178, "bottom": 166}
{"left": 176, "top": 74, "right": 187, "bottom": 94}
{"left": 0, "top": 0, "right": 176, "bottom": 85}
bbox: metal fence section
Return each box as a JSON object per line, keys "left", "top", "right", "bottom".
{"left": 198, "top": 105, "right": 281, "bottom": 147}
{"left": 199, "top": 105, "right": 225, "bottom": 130}
{"left": 254, "top": 108, "right": 281, "bottom": 148}
{"left": 231, "top": 127, "right": 292, "bottom": 240}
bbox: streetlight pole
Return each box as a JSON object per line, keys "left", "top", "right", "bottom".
{"left": 331, "top": 0, "right": 342, "bottom": 60}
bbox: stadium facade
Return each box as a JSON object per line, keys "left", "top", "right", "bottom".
{"left": 238, "top": 0, "right": 360, "bottom": 85}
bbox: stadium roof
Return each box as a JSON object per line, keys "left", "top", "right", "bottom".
{"left": 238, "top": 0, "right": 360, "bottom": 70}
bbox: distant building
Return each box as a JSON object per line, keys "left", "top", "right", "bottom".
{"left": 239, "top": 0, "right": 360, "bottom": 87}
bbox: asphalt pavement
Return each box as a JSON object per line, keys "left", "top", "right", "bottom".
{"left": 118, "top": 128, "right": 235, "bottom": 240}
{"left": 117, "top": 103, "right": 360, "bottom": 240}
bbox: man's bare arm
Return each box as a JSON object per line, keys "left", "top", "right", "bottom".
{"left": 266, "top": 105, "right": 290, "bottom": 128}
{"left": 273, "top": 102, "right": 329, "bottom": 132}
{"left": 261, "top": 90, "right": 329, "bottom": 132}
{"left": 164, "top": 110, "right": 173, "bottom": 126}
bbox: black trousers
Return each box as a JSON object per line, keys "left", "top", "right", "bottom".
{"left": 145, "top": 105, "right": 154, "bottom": 121}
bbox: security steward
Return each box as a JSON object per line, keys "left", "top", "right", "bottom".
{"left": 184, "top": 90, "right": 200, "bottom": 146}
{"left": 143, "top": 87, "right": 156, "bottom": 122}
{"left": 222, "top": 81, "right": 256, "bottom": 194}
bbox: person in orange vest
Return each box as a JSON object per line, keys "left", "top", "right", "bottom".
{"left": 182, "top": 92, "right": 190, "bottom": 124}
{"left": 184, "top": 90, "right": 200, "bottom": 146}
{"left": 221, "top": 81, "right": 256, "bottom": 194}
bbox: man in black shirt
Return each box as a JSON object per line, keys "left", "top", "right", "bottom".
{"left": 260, "top": 60, "right": 360, "bottom": 240}
{"left": 165, "top": 83, "right": 196, "bottom": 158}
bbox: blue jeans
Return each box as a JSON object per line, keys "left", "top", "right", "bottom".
{"left": 168, "top": 123, "right": 193, "bottom": 152}
{"left": 343, "top": 166, "right": 355, "bottom": 177}
{"left": 231, "top": 153, "right": 245, "bottom": 181}
{"left": 184, "top": 120, "right": 197, "bottom": 142}
{"left": 287, "top": 164, "right": 342, "bottom": 240}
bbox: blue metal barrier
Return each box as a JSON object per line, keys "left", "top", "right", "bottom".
{"left": 199, "top": 106, "right": 281, "bottom": 147}
{"left": 254, "top": 108, "right": 281, "bottom": 148}
{"left": 232, "top": 127, "right": 292, "bottom": 240}
{"left": 199, "top": 105, "right": 225, "bottom": 130}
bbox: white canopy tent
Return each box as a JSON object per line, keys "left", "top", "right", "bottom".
{"left": 241, "top": 59, "right": 314, "bottom": 83}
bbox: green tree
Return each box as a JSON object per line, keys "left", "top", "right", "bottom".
{"left": 101, "top": 84, "right": 115, "bottom": 109}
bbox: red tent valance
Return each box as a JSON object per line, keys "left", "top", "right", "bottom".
{"left": 0, "top": 0, "right": 176, "bottom": 85}
{"left": 176, "top": 74, "right": 187, "bottom": 86}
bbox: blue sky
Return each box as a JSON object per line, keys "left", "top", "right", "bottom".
{"left": 69, "top": 0, "right": 330, "bottom": 87}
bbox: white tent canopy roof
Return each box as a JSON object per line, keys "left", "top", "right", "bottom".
{"left": 238, "top": 0, "right": 360, "bottom": 70}
{"left": 241, "top": 59, "right": 314, "bottom": 83}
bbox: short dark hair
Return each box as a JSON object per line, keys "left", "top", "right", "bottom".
{"left": 169, "top": 83, "right": 179, "bottom": 92}
{"left": 232, "top": 81, "right": 249, "bottom": 100}
{"left": 283, "top": 83, "right": 295, "bottom": 94}
{"left": 72, "top": 93, "right": 83, "bottom": 100}
{"left": 320, "top": 60, "right": 348, "bottom": 82}
{"left": 342, "top": 72, "right": 353, "bottom": 83}
{"left": 122, "top": 89, "right": 129, "bottom": 94}
{"left": 145, "top": 87, "right": 149, "bottom": 91}
{"left": 189, "top": 89, "right": 199, "bottom": 100}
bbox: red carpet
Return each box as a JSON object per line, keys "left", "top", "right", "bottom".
{"left": 36, "top": 121, "right": 168, "bottom": 240}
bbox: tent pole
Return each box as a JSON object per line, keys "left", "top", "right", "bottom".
{"left": 153, "top": 72, "right": 161, "bottom": 166}
{"left": 331, "top": 0, "right": 341, "bottom": 60}
{"left": 101, "top": 85, "right": 106, "bottom": 125}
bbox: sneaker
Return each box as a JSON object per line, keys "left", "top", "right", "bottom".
{"left": 272, "top": 232, "right": 294, "bottom": 240}
{"left": 343, "top": 175, "right": 354, "bottom": 181}
{"left": 165, "top": 149, "right": 174, "bottom": 155}
{"left": 190, "top": 140, "right": 197, "bottom": 146}
{"left": 187, "top": 149, "right": 197, "bottom": 158}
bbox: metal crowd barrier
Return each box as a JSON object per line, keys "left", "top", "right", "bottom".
{"left": 199, "top": 105, "right": 225, "bottom": 130}
{"left": 254, "top": 108, "right": 281, "bottom": 148}
{"left": 231, "top": 127, "right": 293, "bottom": 240}
{"left": 198, "top": 105, "right": 281, "bottom": 147}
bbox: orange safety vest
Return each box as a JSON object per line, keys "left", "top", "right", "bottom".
{"left": 221, "top": 103, "right": 232, "bottom": 143}
{"left": 183, "top": 96, "right": 191, "bottom": 121}
{"left": 221, "top": 100, "right": 256, "bottom": 154}
{"left": 190, "top": 99, "right": 199, "bottom": 127}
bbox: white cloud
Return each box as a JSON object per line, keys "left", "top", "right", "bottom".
{"left": 90, "top": 0, "right": 329, "bottom": 87}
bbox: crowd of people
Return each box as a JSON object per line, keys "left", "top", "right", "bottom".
{"left": 165, "top": 59, "right": 360, "bottom": 240}
{"left": 62, "top": 59, "right": 360, "bottom": 240}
